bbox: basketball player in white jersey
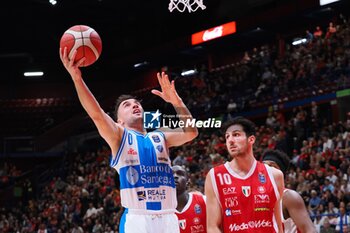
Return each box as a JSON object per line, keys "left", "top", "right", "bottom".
{"left": 262, "top": 149, "right": 316, "bottom": 233}
{"left": 60, "top": 48, "right": 198, "bottom": 233}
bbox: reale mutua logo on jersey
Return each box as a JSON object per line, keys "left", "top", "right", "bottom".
{"left": 143, "top": 109, "right": 221, "bottom": 130}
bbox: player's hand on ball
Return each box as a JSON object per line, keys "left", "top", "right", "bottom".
{"left": 59, "top": 47, "right": 85, "bottom": 81}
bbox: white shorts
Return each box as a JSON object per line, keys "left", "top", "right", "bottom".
{"left": 120, "top": 209, "right": 180, "bottom": 233}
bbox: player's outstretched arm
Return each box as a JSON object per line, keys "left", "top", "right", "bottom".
{"left": 205, "top": 172, "right": 222, "bottom": 233}
{"left": 59, "top": 47, "right": 122, "bottom": 152}
{"left": 284, "top": 189, "right": 317, "bottom": 233}
{"left": 151, "top": 72, "right": 198, "bottom": 147}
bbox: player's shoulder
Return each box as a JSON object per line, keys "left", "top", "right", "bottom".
{"left": 190, "top": 190, "right": 205, "bottom": 196}
{"left": 283, "top": 188, "right": 303, "bottom": 202}
{"left": 189, "top": 191, "right": 207, "bottom": 202}
{"left": 265, "top": 164, "right": 284, "bottom": 177}
{"left": 282, "top": 188, "right": 306, "bottom": 209}
{"left": 212, "top": 162, "right": 228, "bottom": 172}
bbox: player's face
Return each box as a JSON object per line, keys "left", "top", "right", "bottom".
{"left": 225, "top": 124, "right": 254, "bottom": 158}
{"left": 263, "top": 160, "right": 280, "bottom": 171}
{"left": 117, "top": 99, "right": 143, "bottom": 125}
{"left": 172, "top": 165, "right": 188, "bottom": 195}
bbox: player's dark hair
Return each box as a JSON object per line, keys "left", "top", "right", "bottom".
{"left": 221, "top": 116, "right": 256, "bottom": 137}
{"left": 114, "top": 94, "right": 141, "bottom": 120}
{"left": 262, "top": 149, "right": 290, "bottom": 175}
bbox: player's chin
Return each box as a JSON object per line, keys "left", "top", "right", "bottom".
{"left": 230, "top": 151, "right": 242, "bottom": 157}
{"left": 229, "top": 148, "right": 238, "bottom": 154}
{"left": 130, "top": 115, "right": 142, "bottom": 121}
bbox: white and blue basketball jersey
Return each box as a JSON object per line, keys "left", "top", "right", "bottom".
{"left": 110, "top": 129, "right": 177, "bottom": 213}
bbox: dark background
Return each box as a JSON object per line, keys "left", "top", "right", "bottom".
{"left": 0, "top": 0, "right": 349, "bottom": 152}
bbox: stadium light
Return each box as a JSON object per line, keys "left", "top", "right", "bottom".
{"left": 133, "top": 61, "right": 149, "bottom": 68}
{"left": 320, "top": 0, "right": 340, "bottom": 6}
{"left": 181, "top": 69, "right": 197, "bottom": 77}
{"left": 49, "top": 0, "right": 57, "bottom": 5}
{"left": 292, "top": 38, "right": 307, "bottom": 46}
{"left": 24, "top": 71, "right": 44, "bottom": 77}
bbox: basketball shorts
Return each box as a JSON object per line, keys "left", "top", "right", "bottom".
{"left": 119, "top": 208, "right": 180, "bottom": 233}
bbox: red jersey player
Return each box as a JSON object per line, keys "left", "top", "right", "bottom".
{"left": 205, "top": 117, "right": 284, "bottom": 233}
{"left": 262, "top": 149, "right": 316, "bottom": 233}
{"left": 173, "top": 165, "right": 207, "bottom": 233}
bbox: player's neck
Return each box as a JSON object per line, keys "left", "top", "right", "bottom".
{"left": 230, "top": 154, "right": 256, "bottom": 174}
{"left": 176, "top": 191, "right": 189, "bottom": 212}
{"left": 125, "top": 125, "right": 147, "bottom": 135}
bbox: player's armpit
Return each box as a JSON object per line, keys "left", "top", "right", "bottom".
{"left": 205, "top": 171, "right": 222, "bottom": 233}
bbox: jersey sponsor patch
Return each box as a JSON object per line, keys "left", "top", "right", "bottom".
{"left": 223, "top": 187, "right": 237, "bottom": 195}
{"left": 156, "top": 145, "right": 163, "bottom": 152}
{"left": 254, "top": 207, "right": 270, "bottom": 212}
{"left": 225, "top": 208, "right": 241, "bottom": 216}
{"left": 242, "top": 186, "right": 251, "bottom": 197}
{"left": 193, "top": 217, "right": 201, "bottom": 224}
{"left": 152, "top": 135, "right": 161, "bottom": 143}
{"left": 123, "top": 158, "right": 139, "bottom": 165}
{"left": 194, "top": 204, "right": 202, "bottom": 214}
{"left": 190, "top": 225, "right": 205, "bottom": 233}
{"left": 137, "top": 190, "right": 146, "bottom": 201}
{"left": 258, "top": 172, "right": 266, "bottom": 184}
{"left": 254, "top": 194, "right": 270, "bottom": 204}
{"left": 126, "top": 167, "right": 139, "bottom": 185}
{"left": 179, "top": 219, "right": 186, "bottom": 230}
{"left": 224, "top": 197, "right": 238, "bottom": 208}
{"left": 257, "top": 186, "right": 266, "bottom": 194}
{"left": 229, "top": 220, "right": 272, "bottom": 231}
{"left": 146, "top": 188, "right": 167, "bottom": 201}
{"left": 157, "top": 156, "right": 169, "bottom": 163}
{"left": 127, "top": 148, "right": 137, "bottom": 155}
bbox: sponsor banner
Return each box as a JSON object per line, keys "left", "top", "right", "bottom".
{"left": 119, "top": 164, "right": 175, "bottom": 189}
{"left": 254, "top": 194, "right": 270, "bottom": 204}
{"left": 223, "top": 187, "right": 237, "bottom": 195}
{"left": 191, "top": 21, "right": 237, "bottom": 45}
{"left": 229, "top": 220, "right": 272, "bottom": 231}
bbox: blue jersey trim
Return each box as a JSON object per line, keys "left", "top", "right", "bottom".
{"left": 110, "top": 129, "right": 127, "bottom": 167}
{"left": 119, "top": 208, "right": 128, "bottom": 233}
{"left": 154, "top": 130, "right": 166, "bottom": 140}
{"left": 146, "top": 202, "right": 161, "bottom": 210}
{"left": 129, "top": 129, "right": 147, "bottom": 137}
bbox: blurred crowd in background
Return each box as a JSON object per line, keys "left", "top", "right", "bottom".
{"left": 1, "top": 14, "right": 350, "bottom": 233}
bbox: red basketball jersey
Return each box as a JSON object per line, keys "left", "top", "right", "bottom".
{"left": 176, "top": 192, "right": 207, "bottom": 233}
{"left": 210, "top": 161, "right": 279, "bottom": 232}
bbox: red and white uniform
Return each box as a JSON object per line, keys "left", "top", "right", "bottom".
{"left": 282, "top": 189, "right": 300, "bottom": 233}
{"left": 176, "top": 192, "right": 207, "bottom": 233}
{"left": 209, "top": 160, "right": 280, "bottom": 233}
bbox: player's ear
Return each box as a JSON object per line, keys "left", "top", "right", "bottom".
{"left": 248, "top": 135, "right": 255, "bottom": 144}
{"left": 186, "top": 178, "right": 191, "bottom": 187}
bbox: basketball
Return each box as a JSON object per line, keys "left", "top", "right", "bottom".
{"left": 60, "top": 25, "right": 102, "bottom": 67}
